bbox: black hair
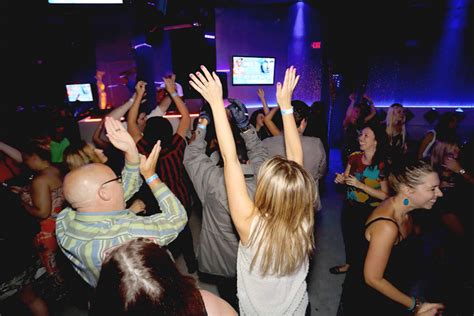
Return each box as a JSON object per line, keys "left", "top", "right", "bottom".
{"left": 361, "top": 121, "right": 388, "bottom": 168}
{"left": 291, "top": 100, "right": 309, "bottom": 128}
{"left": 21, "top": 142, "right": 51, "bottom": 162}
{"left": 143, "top": 117, "right": 173, "bottom": 150}
{"left": 435, "top": 112, "right": 459, "bottom": 143}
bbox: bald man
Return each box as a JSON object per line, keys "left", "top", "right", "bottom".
{"left": 56, "top": 118, "right": 188, "bottom": 287}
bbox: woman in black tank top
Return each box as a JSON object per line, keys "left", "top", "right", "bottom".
{"left": 341, "top": 161, "right": 444, "bottom": 315}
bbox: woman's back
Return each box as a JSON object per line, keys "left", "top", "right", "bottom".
{"left": 237, "top": 216, "right": 309, "bottom": 315}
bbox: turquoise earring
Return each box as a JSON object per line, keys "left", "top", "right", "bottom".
{"left": 403, "top": 198, "right": 409, "bottom": 206}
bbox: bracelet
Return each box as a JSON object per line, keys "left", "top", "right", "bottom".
{"left": 281, "top": 107, "right": 294, "bottom": 115}
{"left": 170, "top": 92, "right": 178, "bottom": 97}
{"left": 407, "top": 296, "right": 416, "bottom": 312}
{"left": 129, "top": 98, "right": 135, "bottom": 103}
{"left": 197, "top": 124, "right": 207, "bottom": 130}
{"left": 145, "top": 174, "right": 159, "bottom": 184}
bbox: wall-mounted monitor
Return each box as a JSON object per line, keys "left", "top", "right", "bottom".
{"left": 232, "top": 56, "right": 275, "bottom": 85}
{"left": 66, "top": 83, "right": 94, "bottom": 102}
{"left": 48, "top": 0, "right": 123, "bottom": 4}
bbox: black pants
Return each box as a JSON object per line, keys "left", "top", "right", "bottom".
{"left": 341, "top": 201, "right": 375, "bottom": 265}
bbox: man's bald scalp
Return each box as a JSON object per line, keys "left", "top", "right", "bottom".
{"left": 63, "top": 163, "right": 115, "bottom": 207}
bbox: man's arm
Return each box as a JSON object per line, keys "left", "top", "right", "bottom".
{"left": 134, "top": 141, "right": 187, "bottom": 245}
{"left": 241, "top": 125, "right": 269, "bottom": 176}
{"left": 104, "top": 117, "right": 143, "bottom": 200}
{"left": 127, "top": 81, "right": 147, "bottom": 143}
{"left": 183, "top": 118, "right": 220, "bottom": 201}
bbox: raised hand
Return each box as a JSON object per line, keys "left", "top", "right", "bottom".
{"left": 140, "top": 140, "right": 161, "bottom": 179}
{"left": 163, "top": 74, "right": 177, "bottom": 94}
{"left": 257, "top": 88, "right": 265, "bottom": 99}
{"left": 104, "top": 117, "right": 139, "bottom": 163}
{"left": 276, "top": 66, "right": 300, "bottom": 110}
{"left": 135, "top": 81, "right": 147, "bottom": 96}
{"left": 189, "top": 65, "right": 223, "bottom": 107}
{"left": 228, "top": 98, "right": 250, "bottom": 130}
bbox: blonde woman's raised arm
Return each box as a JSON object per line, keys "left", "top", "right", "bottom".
{"left": 277, "top": 66, "right": 302, "bottom": 165}
{"left": 189, "top": 66, "right": 254, "bottom": 243}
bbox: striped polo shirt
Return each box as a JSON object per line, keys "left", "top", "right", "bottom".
{"left": 56, "top": 166, "right": 187, "bottom": 287}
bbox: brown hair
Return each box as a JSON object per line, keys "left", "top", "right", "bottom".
{"left": 91, "top": 238, "right": 206, "bottom": 316}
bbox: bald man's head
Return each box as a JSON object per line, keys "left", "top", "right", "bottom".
{"left": 64, "top": 163, "right": 125, "bottom": 211}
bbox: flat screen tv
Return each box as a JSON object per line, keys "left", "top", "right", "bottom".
{"left": 49, "top": 0, "right": 123, "bottom": 3}
{"left": 66, "top": 83, "right": 94, "bottom": 102}
{"left": 232, "top": 56, "right": 275, "bottom": 85}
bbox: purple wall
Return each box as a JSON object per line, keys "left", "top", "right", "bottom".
{"left": 215, "top": 3, "right": 322, "bottom": 107}
{"left": 93, "top": 11, "right": 173, "bottom": 107}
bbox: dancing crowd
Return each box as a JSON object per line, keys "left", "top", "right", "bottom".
{"left": 0, "top": 66, "right": 472, "bottom": 316}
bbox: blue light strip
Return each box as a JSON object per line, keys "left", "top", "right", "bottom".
{"left": 240, "top": 103, "right": 474, "bottom": 110}
{"left": 375, "top": 104, "right": 474, "bottom": 109}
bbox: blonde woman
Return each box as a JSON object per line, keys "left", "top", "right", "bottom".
{"left": 190, "top": 66, "right": 315, "bottom": 315}
{"left": 64, "top": 141, "right": 107, "bottom": 170}
{"left": 384, "top": 103, "right": 407, "bottom": 162}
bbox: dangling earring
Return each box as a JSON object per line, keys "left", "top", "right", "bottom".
{"left": 403, "top": 198, "right": 409, "bottom": 206}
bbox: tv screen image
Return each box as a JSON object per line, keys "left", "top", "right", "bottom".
{"left": 232, "top": 56, "right": 275, "bottom": 85}
{"left": 66, "top": 83, "right": 94, "bottom": 102}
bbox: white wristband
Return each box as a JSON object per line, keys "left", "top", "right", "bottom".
{"left": 170, "top": 92, "right": 178, "bottom": 97}
{"left": 281, "top": 107, "right": 294, "bottom": 115}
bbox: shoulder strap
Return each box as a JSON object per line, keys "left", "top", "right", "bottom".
{"left": 365, "top": 217, "right": 402, "bottom": 242}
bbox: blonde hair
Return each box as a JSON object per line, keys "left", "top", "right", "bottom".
{"left": 388, "top": 160, "right": 434, "bottom": 193}
{"left": 430, "top": 141, "right": 459, "bottom": 170}
{"left": 64, "top": 141, "right": 103, "bottom": 170}
{"left": 249, "top": 156, "right": 316, "bottom": 276}
{"left": 385, "top": 104, "right": 406, "bottom": 146}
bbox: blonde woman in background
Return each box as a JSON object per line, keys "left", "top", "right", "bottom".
{"left": 384, "top": 103, "right": 407, "bottom": 163}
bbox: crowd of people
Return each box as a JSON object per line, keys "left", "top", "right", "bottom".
{"left": 0, "top": 66, "right": 471, "bottom": 316}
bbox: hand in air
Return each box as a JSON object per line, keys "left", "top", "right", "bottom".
{"left": 163, "top": 74, "right": 177, "bottom": 94}
{"left": 276, "top": 66, "right": 299, "bottom": 110}
{"left": 189, "top": 65, "right": 223, "bottom": 107}
{"left": 135, "top": 81, "right": 147, "bottom": 96}
{"left": 140, "top": 140, "right": 161, "bottom": 179}
{"left": 104, "top": 117, "right": 137, "bottom": 156}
